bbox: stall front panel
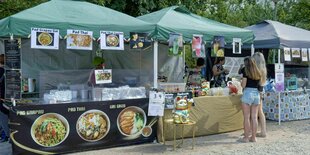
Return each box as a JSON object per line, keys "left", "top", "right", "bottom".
{"left": 9, "top": 98, "right": 157, "bottom": 155}
{"left": 157, "top": 95, "right": 243, "bottom": 142}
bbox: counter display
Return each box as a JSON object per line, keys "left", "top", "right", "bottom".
{"left": 263, "top": 90, "right": 310, "bottom": 121}
{"left": 8, "top": 98, "right": 157, "bottom": 155}
{"left": 157, "top": 95, "right": 243, "bottom": 141}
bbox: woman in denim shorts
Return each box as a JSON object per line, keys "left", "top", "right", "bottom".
{"left": 253, "top": 52, "right": 267, "bottom": 137}
{"left": 240, "top": 57, "right": 262, "bottom": 143}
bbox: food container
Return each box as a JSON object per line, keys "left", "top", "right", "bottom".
{"left": 80, "top": 90, "right": 89, "bottom": 99}
{"left": 92, "top": 88, "right": 102, "bottom": 101}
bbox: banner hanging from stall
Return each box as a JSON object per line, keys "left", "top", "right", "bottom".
{"left": 301, "top": 48, "right": 308, "bottom": 61}
{"left": 232, "top": 38, "right": 242, "bottom": 54}
{"left": 275, "top": 63, "right": 284, "bottom": 92}
{"left": 129, "top": 32, "right": 151, "bottom": 49}
{"left": 284, "top": 48, "right": 291, "bottom": 61}
{"left": 192, "top": 34, "right": 205, "bottom": 58}
{"left": 67, "top": 30, "right": 93, "bottom": 50}
{"left": 8, "top": 99, "right": 157, "bottom": 155}
{"left": 94, "top": 69, "right": 112, "bottom": 84}
{"left": 100, "top": 31, "right": 124, "bottom": 50}
{"left": 211, "top": 36, "right": 225, "bottom": 57}
{"left": 168, "top": 33, "right": 183, "bottom": 56}
{"left": 31, "top": 28, "right": 59, "bottom": 50}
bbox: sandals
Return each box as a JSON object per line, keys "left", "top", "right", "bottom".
{"left": 256, "top": 133, "right": 267, "bottom": 138}
{"left": 237, "top": 137, "right": 249, "bottom": 143}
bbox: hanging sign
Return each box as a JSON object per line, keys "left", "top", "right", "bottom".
{"left": 129, "top": 32, "right": 151, "bottom": 49}
{"left": 284, "top": 48, "right": 291, "bottom": 61}
{"left": 94, "top": 69, "right": 112, "bottom": 84}
{"left": 100, "top": 31, "right": 124, "bottom": 50}
{"left": 301, "top": 48, "right": 308, "bottom": 61}
{"left": 168, "top": 33, "right": 183, "bottom": 56}
{"left": 291, "top": 48, "right": 300, "bottom": 58}
{"left": 275, "top": 63, "right": 284, "bottom": 92}
{"left": 148, "top": 91, "right": 165, "bottom": 116}
{"left": 211, "top": 36, "right": 225, "bottom": 57}
{"left": 67, "top": 30, "right": 93, "bottom": 50}
{"left": 232, "top": 38, "right": 242, "bottom": 54}
{"left": 192, "top": 34, "right": 205, "bottom": 58}
{"left": 31, "top": 28, "right": 59, "bottom": 50}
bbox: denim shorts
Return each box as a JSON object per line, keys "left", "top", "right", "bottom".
{"left": 241, "top": 87, "right": 260, "bottom": 105}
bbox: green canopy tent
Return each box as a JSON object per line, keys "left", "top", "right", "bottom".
{"left": 0, "top": 0, "right": 159, "bottom": 89}
{"left": 0, "top": 0, "right": 154, "bottom": 38}
{"left": 138, "top": 6, "right": 255, "bottom": 81}
{"left": 138, "top": 6, "right": 254, "bottom": 45}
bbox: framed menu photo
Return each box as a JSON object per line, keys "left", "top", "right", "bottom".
{"left": 100, "top": 31, "right": 124, "bottom": 50}
{"left": 94, "top": 69, "right": 112, "bottom": 84}
{"left": 31, "top": 28, "right": 59, "bottom": 50}
{"left": 67, "top": 30, "right": 93, "bottom": 50}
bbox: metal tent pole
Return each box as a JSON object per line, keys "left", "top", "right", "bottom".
{"left": 153, "top": 41, "right": 158, "bottom": 88}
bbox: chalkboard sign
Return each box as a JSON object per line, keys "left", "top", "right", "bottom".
{"left": 4, "top": 39, "right": 21, "bottom": 69}
{"left": 5, "top": 69, "right": 21, "bottom": 99}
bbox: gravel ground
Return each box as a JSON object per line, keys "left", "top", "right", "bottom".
{"left": 69, "top": 119, "right": 310, "bottom": 155}
{"left": 2, "top": 120, "right": 309, "bottom": 155}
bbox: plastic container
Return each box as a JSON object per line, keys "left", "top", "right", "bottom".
{"left": 158, "top": 83, "right": 186, "bottom": 93}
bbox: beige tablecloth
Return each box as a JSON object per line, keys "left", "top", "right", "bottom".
{"left": 157, "top": 95, "right": 243, "bottom": 141}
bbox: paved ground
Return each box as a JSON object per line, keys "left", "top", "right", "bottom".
{"left": 1, "top": 119, "right": 310, "bottom": 155}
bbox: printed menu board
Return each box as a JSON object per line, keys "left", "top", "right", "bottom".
{"left": 5, "top": 69, "right": 21, "bottom": 99}
{"left": 9, "top": 98, "right": 157, "bottom": 154}
{"left": 4, "top": 39, "right": 20, "bottom": 69}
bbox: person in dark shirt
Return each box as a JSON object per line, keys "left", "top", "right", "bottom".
{"left": 212, "top": 57, "right": 229, "bottom": 87}
{"left": 239, "top": 56, "right": 262, "bottom": 143}
{"left": 0, "top": 54, "right": 9, "bottom": 142}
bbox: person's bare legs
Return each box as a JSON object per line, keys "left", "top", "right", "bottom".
{"left": 241, "top": 103, "right": 251, "bottom": 142}
{"left": 250, "top": 104, "right": 259, "bottom": 142}
{"left": 257, "top": 100, "right": 267, "bottom": 137}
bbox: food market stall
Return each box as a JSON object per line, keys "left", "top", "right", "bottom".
{"left": 138, "top": 6, "right": 254, "bottom": 140}
{"left": 246, "top": 20, "right": 310, "bottom": 123}
{"left": 0, "top": 0, "right": 161, "bottom": 154}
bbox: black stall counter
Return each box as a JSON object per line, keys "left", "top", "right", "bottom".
{"left": 8, "top": 98, "right": 157, "bottom": 155}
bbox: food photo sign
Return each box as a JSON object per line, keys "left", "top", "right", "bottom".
{"left": 232, "top": 38, "right": 242, "bottom": 54}
{"left": 129, "top": 32, "right": 152, "bottom": 49}
{"left": 31, "top": 28, "right": 59, "bottom": 50}
{"left": 94, "top": 69, "right": 112, "bottom": 84}
{"left": 100, "top": 31, "right": 124, "bottom": 50}
{"left": 291, "top": 48, "right": 300, "bottom": 58}
{"left": 67, "top": 29, "right": 93, "bottom": 50}
{"left": 8, "top": 99, "right": 157, "bottom": 154}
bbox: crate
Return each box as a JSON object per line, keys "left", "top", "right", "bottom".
{"left": 158, "top": 83, "right": 186, "bottom": 93}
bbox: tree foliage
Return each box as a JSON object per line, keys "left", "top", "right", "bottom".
{"left": 0, "top": 0, "right": 309, "bottom": 30}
